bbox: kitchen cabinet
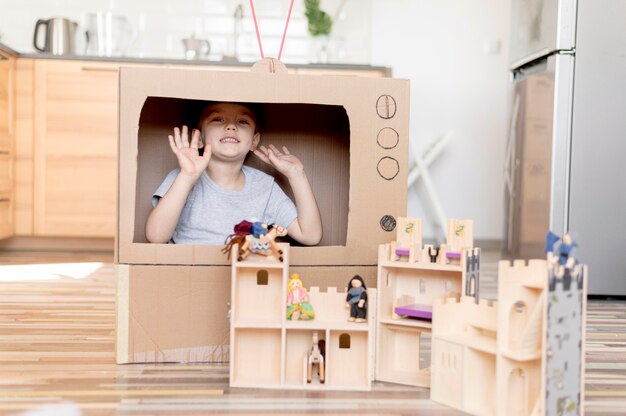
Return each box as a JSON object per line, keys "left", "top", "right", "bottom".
{"left": 13, "top": 58, "right": 387, "bottom": 239}
{"left": 32, "top": 60, "right": 119, "bottom": 237}
{"left": 19, "top": 59, "right": 236, "bottom": 238}
{"left": 0, "top": 50, "right": 14, "bottom": 239}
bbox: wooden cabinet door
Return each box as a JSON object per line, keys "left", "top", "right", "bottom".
{"left": 0, "top": 52, "right": 14, "bottom": 239}
{"left": 33, "top": 60, "right": 118, "bottom": 237}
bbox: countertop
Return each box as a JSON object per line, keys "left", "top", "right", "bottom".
{"left": 0, "top": 42, "right": 390, "bottom": 74}
{"left": 0, "top": 42, "right": 19, "bottom": 57}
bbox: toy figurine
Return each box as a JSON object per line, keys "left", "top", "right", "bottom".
{"left": 557, "top": 233, "right": 576, "bottom": 266}
{"left": 428, "top": 245, "right": 440, "bottom": 263}
{"left": 286, "top": 274, "right": 315, "bottom": 320}
{"left": 345, "top": 274, "right": 368, "bottom": 322}
{"left": 223, "top": 220, "right": 287, "bottom": 262}
{"left": 545, "top": 231, "right": 577, "bottom": 268}
{"left": 307, "top": 332, "right": 325, "bottom": 384}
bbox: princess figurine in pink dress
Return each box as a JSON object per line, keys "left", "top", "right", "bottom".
{"left": 286, "top": 273, "right": 315, "bottom": 320}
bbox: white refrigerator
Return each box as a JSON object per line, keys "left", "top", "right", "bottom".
{"left": 504, "top": 0, "right": 626, "bottom": 296}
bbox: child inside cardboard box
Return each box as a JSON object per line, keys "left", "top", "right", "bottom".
{"left": 145, "top": 102, "right": 323, "bottom": 246}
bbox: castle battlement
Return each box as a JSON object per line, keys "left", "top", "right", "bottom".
{"left": 434, "top": 295, "right": 496, "bottom": 309}
{"left": 498, "top": 258, "right": 548, "bottom": 289}
{"left": 433, "top": 296, "right": 498, "bottom": 340}
{"left": 308, "top": 286, "right": 347, "bottom": 295}
{"left": 547, "top": 261, "right": 587, "bottom": 293}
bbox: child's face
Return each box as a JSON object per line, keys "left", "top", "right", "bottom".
{"left": 351, "top": 278, "right": 362, "bottom": 289}
{"left": 200, "top": 103, "right": 260, "bottom": 161}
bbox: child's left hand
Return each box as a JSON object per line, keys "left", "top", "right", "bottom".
{"left": 254, "top": 145, "right": 304, "bottom": 178}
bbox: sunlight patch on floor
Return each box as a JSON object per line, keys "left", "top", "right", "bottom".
{"left": 0, "top": 262, "right": 104, "bottom": 281}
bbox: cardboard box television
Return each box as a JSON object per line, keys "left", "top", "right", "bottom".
{"left": 116, "top": 63, "right": 410, "bottom": 363}
{"left": 117, "top": 65, "right": 409, "bottom": 266}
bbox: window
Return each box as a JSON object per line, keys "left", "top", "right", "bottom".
{"left": 256, "top": 270, "right": 268, "bottom": 285}
{"left": 339, "top": 333, "right": 351, "bottom": 349}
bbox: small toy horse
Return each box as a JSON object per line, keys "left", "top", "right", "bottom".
{"left": 307, "top": 332, "right": 325, "bottom": 384}
{"left": 223, "top": 220, "right": 287, "bottom": 262}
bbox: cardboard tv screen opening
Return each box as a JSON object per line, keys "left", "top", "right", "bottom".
{"left": 134, "top": 98, "right": 350, "bottom": 247}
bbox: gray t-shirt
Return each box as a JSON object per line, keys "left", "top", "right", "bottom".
{"left": 152, "top": 166, "right": 298, "bottom": 244}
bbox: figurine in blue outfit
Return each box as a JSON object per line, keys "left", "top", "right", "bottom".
{"left": 545, "top": 231, "right": 577, "bottom": 268}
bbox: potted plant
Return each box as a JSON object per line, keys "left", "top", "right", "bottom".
{"left": 304, "top": 0, "right": 333, "bottom": 63}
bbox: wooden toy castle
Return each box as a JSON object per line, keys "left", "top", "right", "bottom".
{"left": 229, "top": 243, "right": 376, "bottom": 390}
{"left": 224, "top": 215, "right": 588, "bottom": 412}
{"left": 430, "top": 243, "right": 587, "bottom": 415}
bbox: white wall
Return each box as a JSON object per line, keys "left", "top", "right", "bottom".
{"left": 371, "top": 0, "right": 512, "bottom": 241}
{"left": 0, "top": 0, "right": 370, "bottom": 64}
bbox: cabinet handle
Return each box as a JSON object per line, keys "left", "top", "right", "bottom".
{"left": 0, "top": 198, "right": 9, "bottom": 203}
{"left": 0, "top": 150, "right": 10, "bottom": 155}
{"left": 81, "top": 66, "right": 119, "bottom": 73}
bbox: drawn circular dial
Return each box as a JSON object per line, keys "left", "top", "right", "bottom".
{"left": 377, "top": 156, "right": 400, "bottom": 180}
{"left": 377, "top": 127, "right": 399, "bottom": 149}
{"left": 376, "top": 95, "right": 397, "bottom": 119}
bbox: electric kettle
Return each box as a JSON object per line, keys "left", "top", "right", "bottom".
{"left": 85, "top": 12, "right": 134, "bottom": 57}
{"left": 182, "top": 35, "right": 211, "bottom": 60}
{"left": 33, "top": 17, "right": 78, "bottom": 55}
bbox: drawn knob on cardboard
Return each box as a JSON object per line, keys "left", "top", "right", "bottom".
{"left": 377, "top": 156, "right": 400, "bottom": 180}
{"left": 377, "top": 127, "right": 399, "bottom": 149}
{"left": 376, "top": 94, "right": 397, "bottom": 119}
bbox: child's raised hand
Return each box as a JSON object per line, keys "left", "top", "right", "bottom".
{"left": 253, "top": 145, "right": 304, "bottom": 178}
{"left": 168, "top": 125, "right": 211, "bottom": 180}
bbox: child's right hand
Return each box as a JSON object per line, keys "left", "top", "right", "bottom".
{"left": 168, "top": 125, "right": 211, "bottom": 181}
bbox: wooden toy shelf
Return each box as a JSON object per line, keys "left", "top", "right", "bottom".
{"left": 378, "top": 317, "right": 432, "bottom": 330}
{"left": 233, "top": 321, "right": 283, "bottom": 329}
{"left": 285, "top": 320, "right": 370, "bottom": 332}
{"left": 230, "top": 243, "right": 376, "bottom": 391}
{"left": 376, "top": 239, "right": 476, "bottom": 388}
{"left": 378, "top": 259, "right": 464, "bottom": 273}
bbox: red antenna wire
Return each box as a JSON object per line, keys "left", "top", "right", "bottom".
{"left": 278, "top": 0, "right": 295, "bottom": 60}
{"left": 249, "top": 0, "right": 295, "bottom": 60}
{"left": 249, "top": 0, "right": 264, "bottom": 59}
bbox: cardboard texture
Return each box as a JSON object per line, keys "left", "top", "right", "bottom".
{"left": 117, "top": 66, "right": 410, "bottom": 266}
{"left": 116, "top": 65, "right": 409, "bottom": 364}
{"left": 116, "top": 264, "right": 231, "bottom": 364}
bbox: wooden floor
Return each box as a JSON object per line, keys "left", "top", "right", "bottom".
{"left": 0, "top": 250, "right": 625, "bottom": 415}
